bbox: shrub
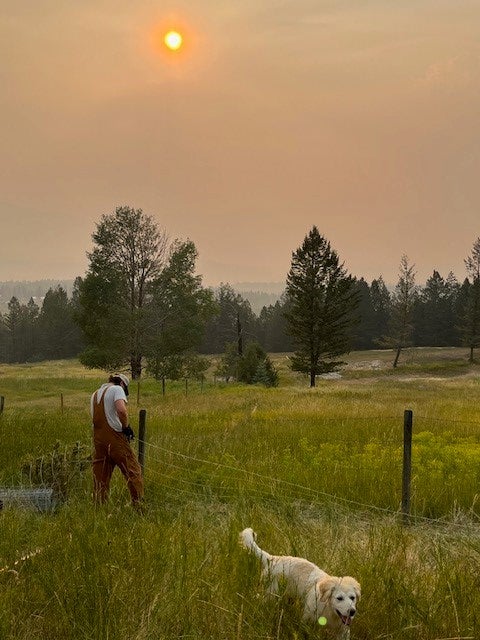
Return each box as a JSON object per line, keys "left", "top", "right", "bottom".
{"left": 21, "top": 441, "right": 91, "bottom": 500}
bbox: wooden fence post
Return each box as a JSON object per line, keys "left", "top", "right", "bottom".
{"left": 60, "top": 393, "right": 64, "bottom": 414}
{"left": 0, "top": 396, "right": 4, "bottom": 414}
{"left": 402, "top": 409, "right": 413, "bottom": 525}
{"left": 138, "top": 409, "right": 146, "bottom": 476}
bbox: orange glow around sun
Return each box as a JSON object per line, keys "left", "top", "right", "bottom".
{"left": 149, "top": 18, "right": 200, "bottom": 67}
{"left": 164, "top": 30, "right": 183, "bottom": 51}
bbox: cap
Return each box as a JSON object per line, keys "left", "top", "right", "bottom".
{"left": 112, "top": 372, "right": 130, "bottom": 389}
{"left": 116, "top": 373, "right": 129, "bottom": 387}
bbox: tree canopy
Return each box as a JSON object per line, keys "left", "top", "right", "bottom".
{"left": 77, "top": 206, "right": 214, "bottom": 379}
{"left": 145, "top": 240, "right": 216, "bottom": 378}
{"left": 380, "top": 255, "right": 417, "bottom": 368}
{"left": 285, "top": 226, "right": 358, "bottom": 387}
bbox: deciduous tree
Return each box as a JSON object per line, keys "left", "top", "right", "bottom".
{"left": 145, "top": 240, "right": 216, "bottom": 370}
{"left": 77, "top": 206, "right": 169, "bottom": 378}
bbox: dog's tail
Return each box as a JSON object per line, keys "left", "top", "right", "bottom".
{"left": 239, "top": 528, "right": 271, "bottom": 567}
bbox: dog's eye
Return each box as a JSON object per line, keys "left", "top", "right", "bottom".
{"left": 336, "top": 596, "right": 344, "bottom": 601}
{"left": 349, "top": 596, "right": 356, "bottom": 601}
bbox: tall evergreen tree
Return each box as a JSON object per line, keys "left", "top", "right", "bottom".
{"left": 443, "top": 272, "right": 461, "bottom": 346}
{"left": 453, "top": 277, "right": 470, "bottom": 347}
{"left": 413, "top": 271, "right": 458, "bottom": 346}
{"left": 38, "top": 286, "right": 83, "bottom": 359}
{"left": 285, "top": 226, "right": 358, "bottom": 387}
{"left": 0, "top": 313, "right": 8, "bottom": 361}
{"left": 201, "top": 284, "right": 257, "bottom": 355}
{"left": 257, "top": 295, "right": 293, "bottom": 353}
{"left": 370, "top": 277, "right": 391, "bottom": 345}
{"left": 381, "top": 255, "right": 417, "bottom": 368}
{"left": 350, "top": 278, "right": 376, "bottom": 350}
{"left": 459, "top": 238, "right": 480, "bottom": 362}
{"left": 4, "top": 296, "right": 39, "bottom": 363}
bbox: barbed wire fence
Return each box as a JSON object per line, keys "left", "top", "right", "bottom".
{"left": 133, "top": 408, "right": 480, "bottom": 533}
{"left": 2, "top": 402, "right": 480, "bottom": 531}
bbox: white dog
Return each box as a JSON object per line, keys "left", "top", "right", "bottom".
{"left": 239, "top": 528, "right": 360, "bottom": 638}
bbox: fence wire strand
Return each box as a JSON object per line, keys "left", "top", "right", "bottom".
{"left": 136, "top": 437, "right": 480, "bottom": 531}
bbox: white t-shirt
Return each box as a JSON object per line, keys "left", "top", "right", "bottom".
{"left": 91, "top": 383, "right": 128, "bottom": 432}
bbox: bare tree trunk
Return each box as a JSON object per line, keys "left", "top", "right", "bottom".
{"left": 236, "top": 312, "right": 243, "bottom": 356}
{"left": 130, "top": 355, "right": 142, "bottom": 380}
{"left": 393, "top": 346, "right": 402, "bottom": 368}
{"left": 310, "top": 370, "right": 316, "bottom": 387}
{"left": 470, "top": 345, "right": 474, "bottom": 363}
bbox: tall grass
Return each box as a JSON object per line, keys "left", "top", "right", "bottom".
{"left": 1, "top": 354, "right": 480, "bottom": 639}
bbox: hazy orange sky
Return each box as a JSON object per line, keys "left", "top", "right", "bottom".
{"left": 1, "top": 1, "right": 480, "bottom": 286}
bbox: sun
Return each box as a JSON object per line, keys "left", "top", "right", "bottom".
{"left": 164, "top": 30, "right": 183, "bottom": 51}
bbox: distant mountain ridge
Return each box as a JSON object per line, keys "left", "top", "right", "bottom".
{"left": 233, "top": 281, "right": 285, "bottom": 295}
{"left": 0, "top": 279, "right": 75, "bottom": 312}
{"left": 231, "top": 282, "right": 285, "bottom": 314}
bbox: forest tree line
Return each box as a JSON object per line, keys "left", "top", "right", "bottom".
{"left": 1, "top": 206, "right": 479, "bottom": 382}
{"left": 0, "top": 265, "right": 475, "bottom": 364}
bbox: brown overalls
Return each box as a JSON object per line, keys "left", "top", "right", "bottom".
{"left": 92, "top": 387, "right": 144, "bottom": 505}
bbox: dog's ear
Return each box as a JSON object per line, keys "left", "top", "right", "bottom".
{"left": 343, "top": 576, "right": 361, "bottom": 600}
{"left": 316, "top": 577, "right": 338, "bottom": 602}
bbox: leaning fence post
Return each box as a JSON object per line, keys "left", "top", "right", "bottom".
{"left": 402, "top": 409, "right": 413, "bottom": 525}
{"left": 0, "top": 396, "right": 4, "bottom": 414}
{"left": 138, "top": 409, "right": 146, "bottom": 476}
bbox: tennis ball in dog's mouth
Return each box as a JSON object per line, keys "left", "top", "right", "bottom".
{"left": 318, "top": 616, "right": 327, "bottom": 626}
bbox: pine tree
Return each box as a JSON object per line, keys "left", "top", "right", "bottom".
{"left": 350, "top": 278, "right": 375, "bottom": 350}
{"left": 459, "top": 238, "right": 480, "bottom": 362}
{"left": 38, "top": 286, "right": 83, "bottom": 359}
{"left": 4, "top": 296, "right": 39, "bottom": 362}
{"left": 413, "top": 271, "right": 458, "bottom": 346}
{"left": 381, "top": 255, "right": 417, "bottom": 368}
{"left": 370, "top": 276, "right": 391, "bottom": 344}
{"left": 285, "top": 226, "right": 358, "bottom": 387}
{"left": 258, "top": 296, "right": 293, "bottom": 353}
{"left": 201, "top": 284, "right": 257, "bottom": 355}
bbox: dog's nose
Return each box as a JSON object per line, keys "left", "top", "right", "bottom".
{"left": 349, "top": 609, "right": 356, "bottom": 617}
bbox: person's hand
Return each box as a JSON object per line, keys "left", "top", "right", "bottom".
{"left": 123, "top": 425, "right": 135, "bottom": 442}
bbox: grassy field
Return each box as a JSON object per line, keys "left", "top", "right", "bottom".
{"left": 1, "top": 349, "right": 480, "bottom": 639}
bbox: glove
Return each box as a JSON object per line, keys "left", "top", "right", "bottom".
{"left": 123, "top": 425, "right": 135, "bottom": 442}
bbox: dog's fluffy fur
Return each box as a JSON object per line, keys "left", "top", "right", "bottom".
{"left": 239, "top": 528, "right": 360, "bottom": 638}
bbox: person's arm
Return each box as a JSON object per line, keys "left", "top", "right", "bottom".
{"left": 114, "top": 399, "right": 128, "bottom": 430}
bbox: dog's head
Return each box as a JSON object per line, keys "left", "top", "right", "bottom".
{"left": 316, "top": 576, "right": 361, "bottom": 628}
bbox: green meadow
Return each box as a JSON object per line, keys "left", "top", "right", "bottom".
{"left": 1, "top": 349, "right": 480, "bottom": 639}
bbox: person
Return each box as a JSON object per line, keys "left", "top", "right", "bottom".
{"left": 90, "top": 373, "right": 144, "bottom": 507}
